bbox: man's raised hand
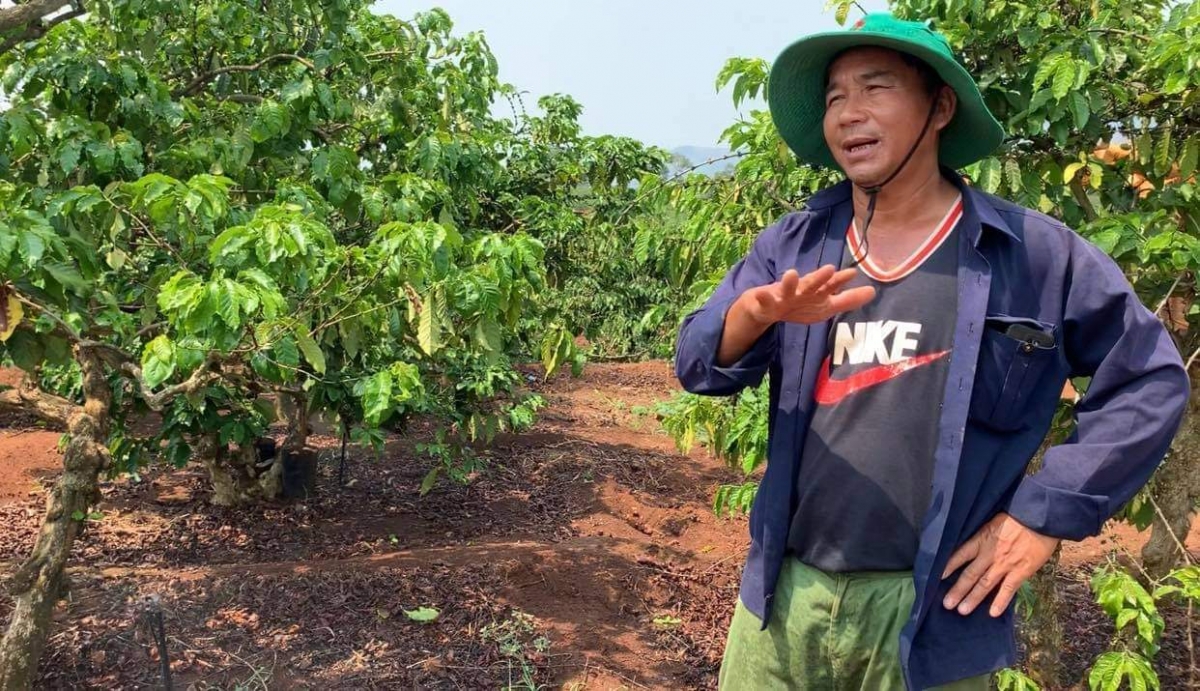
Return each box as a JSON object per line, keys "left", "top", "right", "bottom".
{"left": 740, "top": 265, "right": 876, "bottom": 326}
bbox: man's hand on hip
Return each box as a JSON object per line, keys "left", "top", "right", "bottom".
{"left": 941, "top": 512, "right": 1060, "bottom": 618}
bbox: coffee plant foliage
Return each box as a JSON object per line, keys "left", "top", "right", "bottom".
{"left": 0, "top": 0, "right": 669, "bottom": 496}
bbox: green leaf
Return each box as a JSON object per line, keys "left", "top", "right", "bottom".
{"left": 995, "top": 668, "right": 1041, "bottom": 691}
{"left": 417, "top": 287, "right": 443, "bottom": 355}
{"left": 1004, "top": 159, "right": 1022, "bottom": 194}
{"left": 272, "top": 335, "right": 300, "bottom": 369}
{"left": 0, "top": 231, "right": 14, "bottom": 269}
{"left": 1087, "top": 651, "right": 1159, "bottom": 691}
{"left": 294, "top": 324, "right": 326, "bottom": 375}
{"left": 473, "top": 318, "right": 502, "bottom": 352}
{"left": 403, "top": 606, "right": 439, "bottom": 623}
{"left": 1050, "top": 120, "right": 1069, "bottom": 147}
{"left": 88, "top": 141, "right": 116, "bottom": 173}
{"left": 1180, "top": 137, "right": 1198, "bottom": 179}
{"left": 141, "top": 335, "right": 176, "bottom": 389}
{"left": 43, "top": 262, "right": 87, "bottom": 294}
{"left": 976, "top": 157, "right": 1002, "bottom": 194}
{"left": 355, "top": 369, "right": 392, "bottom": 425}
{"left": 58, "top": 141, "right": 82, "bottom": 175}
{"left": 1155, "top": 127, "right": 1173, "bottom": 178}
{"left": 211, "top": 281, "right": 239, "bottom": 329}
{"left": 251, "top": 100, "right": 290, "bottom": 143}
{"left": 1068, "top": 92, "right": 1089, "bottom": 130}
{"left": 175, "top": 337, "right": 205, "bottom": 375}
{"left": 1116, "top": 609, "right": 1137, "bottom": 630}
{"left": 280, "top": 78, "right": 314, "bottom": 103}
{"left": 1136, "top": 130, "right": 1153, "bottom": 166}
{"left": 17, "top": 231, "right": 45, "bottom": 265}
{"left": 418, "top": 465, "right": 440, "bottom": 496}
{"left": 1164, "top": 71, "right": 1189, "bottom": 95}
{"left": 5, "top": 330, "right": 43, "bottom": 372}
{"left": 1033, "top": 55, "right": 1060, "bottom": 91}
{"left": 1052, "top": 59, "right": 1076, "bottom": 100}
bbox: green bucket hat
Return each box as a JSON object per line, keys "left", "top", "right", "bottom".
{"left": 768, "top": 13, "right": 1005, "bottom": 171}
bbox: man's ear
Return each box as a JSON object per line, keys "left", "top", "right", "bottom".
{"left": 935, "top": 86, "right": 957, "bottom": 132}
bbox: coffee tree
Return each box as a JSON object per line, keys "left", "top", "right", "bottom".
{"left": 0, "top": 0, "right": 667, "bottom": 685}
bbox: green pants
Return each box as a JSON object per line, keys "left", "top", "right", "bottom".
{"left": 718, "top": 557, "right": 990, "bottom": 691}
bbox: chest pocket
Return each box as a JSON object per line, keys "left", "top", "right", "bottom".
{"left": 969, "top": 314, "right": 1059, "bottom": 431}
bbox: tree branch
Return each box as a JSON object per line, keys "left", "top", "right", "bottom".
{"left": 173, "top": 53, "right": 316, "bottom": 98}
{"left": 1086, "top": 27, "right": 1152, "bottom": 43}
{"left": 0, "top": 0, "right": 84, "bottom": 57}
{"left": 1068, "top": 177, "right": 1100, "bottom": 223}
{"left": 1153, "top": 273, "right": 1187, "bottom": 318}
{"left": 364, "top": 50, "right": 407, "bottom": 60}
{"left": 218, "top": 93, "right": 264, "bottom": 105}
{"left": 12, "top": 293, "right": 81, "bottom": 342}
{"left": 120, "top": 352, "right": 224, "bottom": 411}
{"left": 0, "top": 375, "right": 76, "bottom": 426}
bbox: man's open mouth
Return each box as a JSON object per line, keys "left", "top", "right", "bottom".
{"left": 842, "top": 137, "right": 880, "bottom": 155}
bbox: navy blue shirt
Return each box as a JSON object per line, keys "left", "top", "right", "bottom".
{"left": 674, "top": 172, "right": 1189, "bottom": 690}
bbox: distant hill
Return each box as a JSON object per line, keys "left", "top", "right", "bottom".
{"left": 669, "top": 146, "right": 741, "bottom": 176}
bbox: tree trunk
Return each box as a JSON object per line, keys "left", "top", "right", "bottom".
{"left": 200, "top": 390, "right": 313, "bottom": 506}
{"left": 1018, "top": 441, "right": 1064, "bottom": 684}
{"left": 199, "top": 434, "right": 283, "bottom": 507}
{"left": 0, "top": 349, "right": 111, "bottom": 690}
{"left": 1142, "top": 372, "right": 1200, "bottom": 579}
{"left": 1020, "top": 547, "right": 1063, "bottom": 686}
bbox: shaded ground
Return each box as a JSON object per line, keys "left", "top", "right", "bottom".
{"left": 0, "top": 361, "right": 1197, "bottom": 689}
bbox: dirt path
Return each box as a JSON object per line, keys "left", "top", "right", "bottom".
{"left": 0, "top": 362, "right": 1197, "bottom": 689}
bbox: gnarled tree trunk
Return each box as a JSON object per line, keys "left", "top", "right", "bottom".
{"left": 1018, "top": 441, "right": 1064, "bottom": 685}
{"left": 199, "top": 433, "right": 283, "bottom": 507}
{"left": 1141, "top": 370, "right": 1200, "bottom": 579}
{"left": 0, "top": 349, "right": 110, "bottom": 690}
{"left": 201, "top": 391, "right": 313, "bottom": 506}
{"left": 1021, "top": 547, "right": 1063, "bottom": 686}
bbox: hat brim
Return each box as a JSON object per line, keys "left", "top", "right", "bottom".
{"left": 768, "top": 30, "right": 1005, "bottom": 170}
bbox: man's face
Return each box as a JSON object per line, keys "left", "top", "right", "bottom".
{"left": 822, "top": 47, "right": 952, "bottom": 186}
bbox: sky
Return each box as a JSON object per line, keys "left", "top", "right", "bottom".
{"left": 374, "top": 1, "right": 889, "bottom": 150}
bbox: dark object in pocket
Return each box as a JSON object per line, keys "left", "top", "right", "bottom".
{"left": 969, "top": 315, "right": 1059, "bottom": 431}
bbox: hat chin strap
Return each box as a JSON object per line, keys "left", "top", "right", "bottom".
{"left": 849, "top": 96, "right": 941, "bottom": 269}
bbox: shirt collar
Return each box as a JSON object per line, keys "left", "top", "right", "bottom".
{"left": 806, "top": 168, "right": 1021, "bottom": 244}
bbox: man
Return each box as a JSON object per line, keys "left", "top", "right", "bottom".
{"left": 674, "top": 13, "right": 1189, "bottom": 691}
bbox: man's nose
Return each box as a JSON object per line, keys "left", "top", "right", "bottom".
{"left": 835, "top": 93, "right": 869, "bottom": 127}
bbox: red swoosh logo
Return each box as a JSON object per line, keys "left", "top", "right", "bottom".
{"left": 815, "top": 350, "right": 951, "bottom": 406}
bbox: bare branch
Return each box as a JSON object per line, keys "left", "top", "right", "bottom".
{"left": 0, "top": 0, "right": 84, "bottom": 56}
{"left": 0, "top": 375, "right": 76, "bottom": 426}
{"left": 219, "top": 93, "right": 264, "bottom": 105}
{"left": 120, "top": 353, "right": 224, "bottom": 411}
{"left": 11, "top": 293, "right": 81, "bottom": 342}
{"left": 173, "top": 53, "right": 316, "bottom": 98}
{"left": 364, "top": 50, "right": 407, "bottom": 60}
{"left": 1086, "top": 27, "right": 1152, "bottom": 43}
{"left": 0, "top": 0, "right": 71, "bottom": 32}
{"left": 1153, "top": 273, "right": 1186, "bottom": 318}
